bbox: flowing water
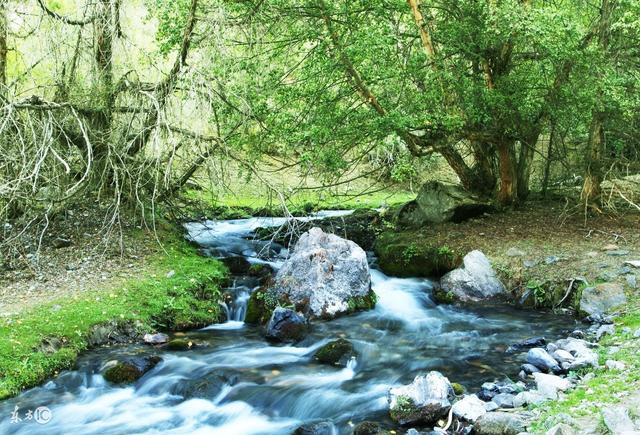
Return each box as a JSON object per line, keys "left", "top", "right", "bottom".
{"left": 0, "top": 212, "right": 574, "bottom": 434}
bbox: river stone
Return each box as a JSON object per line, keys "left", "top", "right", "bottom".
{"left": 596, "top": 324, "right": 615, "bottom": 341}
{"left": 513, "top": 390, "right": 545, "bottom": 408}
{"left": 474, "top": 412, "right": 525, "bottom": 435}
{"left": 526, "top": 348, "right": 561, "bottom": 373}
{"left": 579, "top": 283, "right": 627, "bottom": 316}
{"left": 605, "top": 359, "right": 626, "bottom": 371}
{"left": 533, "top": 373, "right": 572, "bottom": 399}
{"left": 103, "top": 356, "right": 162, "bottom": 384}
{"left": 521, "top": 363, "right": 541, "bottom": 375}
{"left": 293, "top": 421, "right": 336, "bottom": 435}
{"left": 601, "top": 406, "right": 637, "bottom": 435}
{"left": 353, "top": 421, "right": 384, "bottom": 435}
{"left": 491, "top": 393, "right": 515, "bottom": 409}
{"left": 507, "top": 336, "right": 546, "bottom": 353}
{"left": 397, "top": 181, "right": 494, "bottom": 226}
{"left": 388, "top": 371, "right": 454, "bottom": 425}
{"left": 265, "top": 307, "right": 308, "bottom": 343}
{"left": 314, "top": 338, "right": 354, "bottom": 366}
{"left": 451, "top": 394, "right": 486, "bottom": 422}
{"left": 269, "top": 227, "right": 373, "bottom": 319}
{"left": 143, "top": 333, "right": 169, "bottom": 345}
{"left": 551, "top": 349, "right": 575, "bottom": 363}
{"left": 554, "top": 337, "right": 599, "bottom": 370}
{"left": 439, "top": 250, "right": 506, "bottom": 302}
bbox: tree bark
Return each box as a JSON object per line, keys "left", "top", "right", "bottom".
{"left": 0, "top": 1, "right": 7, "bottom": 95}
{"left": 516, "top": 129, "right": 541, "bottom": 200}
{"left": 497, "top": 140, "right": 518, "bottom": 205}
{"left": 95, "top": 0, "right": 115, "bottom": 130}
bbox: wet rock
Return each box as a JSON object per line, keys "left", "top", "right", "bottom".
{"left": 270, "top": 228, "right": 373, "bottom": 319}
{"left": 584, "top": 313, "right": 614, "bottom": 324}
{"left": 551, "top": 349, "right": 575, "bottom": 364}
{"left": 293, "top": 421, "right": 336, "bottom": 435}
{"left": 596, "top": 324, "right": 615, "bottom": 341}
{"left": 546, "top": 423, "right": 576, "bottom": 435}
{"left": 245, "top": 288, "right": 275, "bottom": 325}
{"left": 601, "top": 406, "right": 636, "bottom": 435}
{"left": 440, "top": 250, "right": 506, "bottom": 302}
{"left": 220, "top": 256, "right": 252, "bottom": 275}
{"left": 579, "top": 283, "right": 627, "bottom": 316}
{"left": 473, "top": 412, "right": 525, "bottom": 435}
{"left": 526, "top": 348, "right": 561, "bottom": 374}
{"left": 491, "top": 393, "right": 515, "bottom": 409}
{"left": 533, "top": 373, "right": 572, "bottom": 399}
{"left": 513, "top": 390, "right": 545, "bottom": 408}
{"left": 103, "top": 356, "right": 161, "bottom": 384}
{"left": 521, "top": 363, "right": 541, "bottom": 375}
{"left": 451, "top": 394, "right": 486, "bottom": 422}
{"left": 166, "top": 338, "right": 195, "bottom": 351}
{"left": 353, "top": 421, "right": 385, "bottom": 435}
{"left": 507, "top": 336, "right": 546, "bottom": 353}
{"left": 86, "top": 320, "right": 144, "bottom": 347}
{"left": 396, "top": 181, "right": 494, "bottom": 227}
{"left": 478, "top": 382, "right": 499, "bottom": 401}
{"left": 143, "top": 333, "right": 169, "bottom": 345}
{"left": 569, "top": 330, "right": 585, "bottom": 339}
{"left": 484, "top": 401, "right": 499, "bottom": 412}
{"left": 247, "top": 263, "right": 274, "bottom": 283}
{"left": 265, "top": 307, "right": 308, "bottom": 342}
{"left": 388, "top": 371, "right": 454, "bottom": 425}
{"left": 313, "top": 338, "right": 354, "bottom": 366}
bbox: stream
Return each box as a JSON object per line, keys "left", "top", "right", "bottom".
{"left": 0, "top": 212, "right": 573, "bottom": 434}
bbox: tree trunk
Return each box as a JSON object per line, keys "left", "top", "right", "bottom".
{"left": 95, "top": 0, "right": 114, "bottom": 130}
{"left": 581, "top": 114, "right": 605, "bottom": 205}
{"left": 0, "top": 1, "right": 7, "bottom": 95}
{"left": 497, "top": 140, "right": 518, "bottom": 205}
{"left": 516, "top": 130, "right": 540, "bottom": 200}
{"left": 469, "top": 140, "right": 497, "bottom": 196}
{"left": 541, "top": 124, "right": 556, "bottom": 197}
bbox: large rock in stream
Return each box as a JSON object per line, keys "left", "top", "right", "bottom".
{"left": 262, "top": 227, "right": 375, "bottom": 319}
{"left": 397, "top": 181, "right": 494, "bottom": 227}
{"left": 388, "top": 371, "right": 454, "bottom": 425}
{"left": 439, "top": 250, "right": 506, "bottom": 302}
{"left": 579, "top": 282, "right": 627, "bottom": 316}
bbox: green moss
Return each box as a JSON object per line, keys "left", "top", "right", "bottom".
{"left": 0, "top": 236, "right": 226, "bottom": 400}
{"left": 389, "top": 395, "right": 420, "bottom": 424}
{"left": 432, "top": 288, "right": 456, "bottom": 304}
{"left": 347, "top": 289, "right": 378, "bottom": 313}
{"left": 245, "top": 288, "right": 279, "bottom": 325}
{"left": 166, "top": 338, "right": 194, "bottom": 351}
{"left": 314, "top": 338, "right": 354, "bottom": 365}
{"left": 104, "top": 363, "right": 142, "bottom": 384}
{"left": 374, "top": 231, "right": 461, "bottom": 278}
{"left": 451, "top": 382, "right": 466, "bottom": 395}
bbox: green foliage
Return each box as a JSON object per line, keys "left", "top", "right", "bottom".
{"left": 0, "top": 239, "right": 226, "bottom": 399}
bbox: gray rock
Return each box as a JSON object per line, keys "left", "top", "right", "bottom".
{"left": 554, "top": 338, "right": 599, "bottom": 370}
{"left": 596, "top": 324, "right": 616, "bottom": 341}
{"left": 626, "top": 275, "right": 637, "bottom": 289}
{"left": 353, "top": 421, "right": 383, "bottom": 435}
{"left": 601, "top": 406, "right": 636, "bottom": 435}
{"left": 143, "top": 333, "right": 169, "bottom": 345}
{"left": 388, "top": 371, "right": 454, "bottom": 425}
{"left": 293, "top": 421, "right": 336, "bottom": 435}
{"left": 635, "top": 329, "right": 640, "bottom": 338}
{"left": 440, "top": 250, "right": 506, "bottom": 302}
{"left": 579, "top": 283, "right": 627, "bottom": 316}
{"left": 527, "top": 348, "right": 561, "bottom": 373}
{"left": 607, "top": 250, "right": 630, "bottom": 256}
{"left": 521, "top": 363, "right": 541, "bottom": 375}
{"left": 484, "top": 401, "right": 500, "bottom": 412}
{"left": 533, "top": 373, "right": 572, "bottom": 399}
{"left": 625, "top": 260, "right": 640, "bottom": 268}
{"left": 507, "top": 337, "right": 546, "bottom": 353}
{"left": 546, "top": 423, "right": 576, "bottom": 435}
{"left": 451, "top": 394, "right": 486, "bottom": 422}
{"left": 545, "top": 255, "right": 560, "bottom": 265}
{"left": 605, "top": 360, "right": 626, "bottom": 371}
{"left": 270, "top": 228, "right": 372, "bottom": 319}
{"left": 492, "top": 393, "right": 515, "bottom": 409}
{"left": 551, "top": 349, "right": 575, "bottom": 363}
{"left": 397, "top": 181, "right": 494, "bottom": 227}
{"left": 513, "top": 390, "right": 545, "bottom": 408}
{"left": 265, "top": 308, "right": 308, "bottom": 343}
{"left": 506, "top": 247, "right": 526, "bottom": 257}
{"left": 474, "top": 412, "right": 525, "bottom": 435}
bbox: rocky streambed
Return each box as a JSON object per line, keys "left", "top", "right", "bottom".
{"left": 0, "top": 211, "right": 597, "bottom": 434}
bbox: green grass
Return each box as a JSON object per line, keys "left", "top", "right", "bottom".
{"left": 529, "top": 297, "right": 640, "bottom": 433}
{"left": 0, "top": 235, "right": 227, "bottom": 400}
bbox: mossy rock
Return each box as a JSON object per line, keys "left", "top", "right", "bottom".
{"left": 245, "top": 288, "right": 278, "bottom": 325}
{"left": 353, "top": 421, "right": 389, "bottom": 435}
{"left": 166, "top": 338, "right": 195, "bottom": 351}
{"left": 314, "top": 338, "right": 355, "bottom": 366}
{"left": 451, "top": 382, "right": 466, "bottom": 395}
{"left": 432, "top": 288, "right": 456, "bottom": 305}
{"left": 103, "top": 356, "right": 161, "bottom": 384}
{"left": 220, "top": 256, "right": 251, "bottom": 275}
{"left": 374, "top": 231, "right": 461, "bottom": 278}
{"left": 347, "top": 288, "right": 378, "bottom": 313}
{"left": 389, "top": 395, "right": 422, "bottom": 425}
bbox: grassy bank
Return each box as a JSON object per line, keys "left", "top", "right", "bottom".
{"left": 530, "top": 297, "right": 640, "bottom": 433}
{"left": 0, "top": 234, "right": 227, "bottom": 400}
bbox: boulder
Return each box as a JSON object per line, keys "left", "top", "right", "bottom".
{"left": 553, "top": 337, "right": 599, "bottom": 370}
{"left": 521, "top": 363, "right": 541, "bottom": 375}
{"left": 374, "top": 231, "right": 460, "bottom": 278}
{"left": 507, "top": 336, "right": 546, "bottom": 353}
{"left": 143, "top": 333, "right": 169, "bottom": 345}
{"left": 353, "top": 421, "right": 385, "bottom": 435}
{"left": 269, "top": 228, "right": 374, "bottom": 319}
{"left": 103, "top": 356, "right": 162, "bottom": 384}
{"left": 526, "top": 348, "right": 561, "bottom": 374}
{"left": 491, "top": 393, "right": 515, "bottom": 409}
{"left": 473, "top": 412, "right": 525, "bottom": 435}
{"left": 440, "top": 250, "right": 506, "bottom": 302}
{"left": 220, "top": 256, "right": 252, "bottom": 275}
{"left": 579, "top": 283, "right": 627, "bottom": 316}
{"left": 397, "top": 181, "right": 494, "bottom": 227}
{"left": 533, "top": 373, "right": 572, "bottom": 399}
{"left": 166, "top": 338, "right": 196, "bottom": 351}
{"left": 314, "top": 338, "right": 355, "bottom": 366}
{"left": 551, "top": 349, "right": 575, "bottom": 364}
{"left": 601, "top": 406, "right": 637, "bottom": 435}
{"left": 451, "top": 394, "right": 486, "bottom": 422}
{"left": 265, "top": 308, "right": 308, "bottom": 343}
{"left": 388, "top": 371, "right": 454, "bottom": 425}
{"left": 513, "top": 390, "right": 545, "bottom": 407}
{"left": 546, "top": 423, "right": 576, "bottom": 435}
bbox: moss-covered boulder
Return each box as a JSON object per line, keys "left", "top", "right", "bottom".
{"left": 314, "top": 338, "right": 355, "bottom": 366}
{"left": 374, "top": 231, "right": 461, "bottom": 278}
{"left": 103, "top": 356, "right": 162, "bottom": 384}
{"left": 245, "top": 288, "right": 279, "bottom": 325}
{"left": 166, "top": 338, "right": 195, "bottom": 351}
{"left": 220, "top": 256, "right": 251, "bottom": 275}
